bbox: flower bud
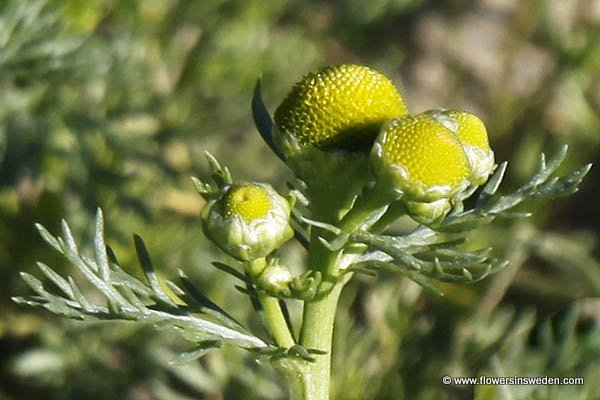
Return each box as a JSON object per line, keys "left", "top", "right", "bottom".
{"left": 426, "top": 109, "right": 494, "bottom": 185}
{"left": 273, "top": 64, "right": 407, "bottom": 151}
{"left": 371, "top": 113, "right": 471, "bottom": 202}
{"left": 202, "top": 183, "right": 294, "bottom": 261}
{"left": 258, "top": 264, "right": 293, "bottom": 295}
{"left": 404, "top": 198, "right": 452, "bottom": 225}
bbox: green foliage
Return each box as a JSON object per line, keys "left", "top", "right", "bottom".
{"left": 13, "top": 97, "right": 592, "bottom": 400}
{"left": 14, "top": 210, "right": 267, "bottom": 350}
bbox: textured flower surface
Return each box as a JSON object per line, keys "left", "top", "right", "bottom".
{"left": 224, "top": 185, "right": 272, "bottom": 222}
{"left": 372, "top": 113, "right": 472, "bottom": 202}
{"left": 426, "top": 109, "right": 495, "bottom": 185}
{"left": 273, "top": 64, "right": 407, "bottom": 150}
{"left": 202, "top": 183, "right": 293, "bottom": 261}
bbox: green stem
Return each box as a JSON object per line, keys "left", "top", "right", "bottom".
{"left": 279, "top": 183, "right": 396, "bottom": 399}
{"left": 297, "top": 281, "right": 344, "bottom": 399}
{"left": 339, "top": 181, "right": 397, "bottom": 233}
{"left": 272, "top": 273, "right": 345, "bottom": 400}
{"left": 248, "top": 258, "right": 295, "bottom": 348}
{"left": 260, "top": 294, "right": 295, "bottom": 348}
{"left": 290, "top": 228, "right": 347, "bottom": 400}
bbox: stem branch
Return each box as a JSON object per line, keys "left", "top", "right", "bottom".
{"left": 248, "top": 258, "right": 295, "bottom": 348}
{"left": 279, "top": 182, "right": 397, "bottom": 399}
{"left": 260, "top": 294, "right": 295, "bottom": 348}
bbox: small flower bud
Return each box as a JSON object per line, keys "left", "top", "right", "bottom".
{"left": 404, "top": 198, "right": 452, "bottom": 225}
{"left": 258, "top": 264, "right": 293, "bottom": 295}
{"left": 274, "top": 64, "right": 407, "bottom": 151}
{"left": 426, "top": 109, "right": 495, "bottom": 185}
{"left": 371, "top": 113, "right": 471, "bottom": 202}
{"left": 202, "top": 183, "right": 294, "bottom": 261}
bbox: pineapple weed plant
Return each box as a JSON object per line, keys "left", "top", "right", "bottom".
{"left": 14, "top": 64, "right": 591, "bottom": 400}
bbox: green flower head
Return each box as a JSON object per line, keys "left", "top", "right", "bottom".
{"left": 202, "top": 183, "right": 294, "bottom": 261}
{"left": 271, "top": 64, "right": 408, "bottom": 208}
{"left": 371, "top": 109, "right": 495, "bottom": 224}
{"left": 371, "top": 113, "right": 472, "bottom": 202}
{"left": 273, "top": 64, "right": 407, "bottom": 151}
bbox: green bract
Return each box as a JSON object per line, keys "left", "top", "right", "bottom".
{"left": 202, "top": 183, "right": 294, "bottom": 261}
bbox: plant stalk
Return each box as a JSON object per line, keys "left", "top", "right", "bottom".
{"left": 261, "top": 294, "right": 296, "bottom": 347}
{"left": 297, "top": 282, "right": 344, "bottom": 399}
{"left": 289, "top": 226, "right": 345, "bottom": 400}
{"left": 280, "top": 183, "right": 393, "bottom": 399}
{"left": 248, "top": 258, "right": 295, "bottom": 348}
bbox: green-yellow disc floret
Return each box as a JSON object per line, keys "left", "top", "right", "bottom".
{"left": 274, "top": 64, "right": 407, "bottom": 150}
{"left": 202, "top": 183, "right": 294, "bottom": 261}
{"left": 224, "top": 185, "right": 272, "bottom": 223}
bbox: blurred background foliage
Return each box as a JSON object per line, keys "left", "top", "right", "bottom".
{"left": 0, "top": 0, "right": 598, "bottom": 399}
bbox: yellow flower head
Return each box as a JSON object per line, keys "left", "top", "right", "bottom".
{"left": 274, "top": 64, "right": 407, "bottom": 150}
{"left": 202, "top": 183, "right": 293, "bottom": 261}
{"left": 372, "top": 113, "right": 471, "bottom": 202}
{"left": 224, "top": 185, "right": 271, "bottom": 223}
